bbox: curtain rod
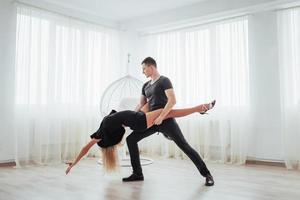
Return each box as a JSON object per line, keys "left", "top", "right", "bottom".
{"left": 274, "top": 4, "right": 300, "bottom": 12}
{"left": 138, "top": 13, "right": 250, "bottom": 36}
{"left": 12, "top": 0, "right": 120, "bottom": 31}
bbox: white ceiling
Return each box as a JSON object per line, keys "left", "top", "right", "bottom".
{"left": 27, "top": 0, "right": 209, "bottom": 21}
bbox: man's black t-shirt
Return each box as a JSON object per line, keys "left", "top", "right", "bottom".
{"left": 142, "top": 76, "right": 173, "bottom": 111}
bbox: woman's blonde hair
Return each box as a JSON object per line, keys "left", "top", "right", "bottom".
{"left": 101, "top": 145, "right": 120, "bottom": 172}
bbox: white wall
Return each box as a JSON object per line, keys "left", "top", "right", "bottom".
{"left": 248, "top": 11, "right": 283, "bottom": 161}
{"left": 0, "top": 0, "right": 16, "bottom": 162}
{"left": 119, "top": 29, "right": 146, "bottom": 81}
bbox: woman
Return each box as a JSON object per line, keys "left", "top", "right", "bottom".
{"left": 65, "top": 100, "right": 216, "bottom": 174}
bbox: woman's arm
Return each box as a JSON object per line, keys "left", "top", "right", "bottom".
{"left": 65, "top": 138, "right": 100, "bottom": 175}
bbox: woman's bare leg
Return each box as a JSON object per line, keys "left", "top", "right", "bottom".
{"left": 165, "top": 104, "right": 210, "bottom": 119}
{"left": 145, "top": 109, "right": 163, "bottom": 128}
{"left": 145, "top": 102, "right": 213, "bottom": 128}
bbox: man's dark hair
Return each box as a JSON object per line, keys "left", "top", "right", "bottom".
{"left": 141, "top": 57, "right": 157, "bottom": 68}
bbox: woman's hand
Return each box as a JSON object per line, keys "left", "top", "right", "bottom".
{"left": 154, "top": 116, "right": 163, "bottom": 125}
{"left": 65, "top": 162, "right": 73, "bottom": 175}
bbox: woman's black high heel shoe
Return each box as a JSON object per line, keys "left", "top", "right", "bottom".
{"left": 199, "top": 100, "right": 216, "bottom": 115}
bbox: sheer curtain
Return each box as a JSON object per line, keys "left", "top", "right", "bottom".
{"left": 139, "top": 16, "right": 250, "bottom": 164}
{"left": 14, "top": 5, "right": 121, "bottom": 166}
{"left": 277, "top": 7, "right": 300, "bottom": 170}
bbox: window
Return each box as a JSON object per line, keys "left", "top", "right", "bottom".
{"left": 141, "top": 17, "right": 249, "bottom": 107}
{"left": 15, "top": 6, "right": 121, "bottom": 106}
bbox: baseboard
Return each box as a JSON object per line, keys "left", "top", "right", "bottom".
{"left": 246, "top": 157, "right": 286, "bottom": 168}
{"left": 0, "top": 160, "right": 16, "bottom": 167}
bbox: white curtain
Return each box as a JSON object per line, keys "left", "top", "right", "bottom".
{"left": 14, "top": 5, "right": 121, "bottom": 166}
{"left": 139, "top": 16, "right": 250, "bottom": 164}
{"left": 278, "top": 7, "right": 300, "bottom": 170}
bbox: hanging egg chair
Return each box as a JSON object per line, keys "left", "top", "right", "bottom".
{"left": 98, "top": 54, "right": 153, "bottom": 167}
{"left": 100, "top": 75, "right": 143, "bottom": 116}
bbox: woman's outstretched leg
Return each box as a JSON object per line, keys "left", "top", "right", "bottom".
{"left": 165, "top": 100, "right": 215, "bottom": 119}
{"left": 145, "top": 100, "right": 215, "bottom": 128}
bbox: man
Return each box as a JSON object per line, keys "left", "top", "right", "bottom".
{"left": 123, "top": 57, "right": 214, "bottom": 186}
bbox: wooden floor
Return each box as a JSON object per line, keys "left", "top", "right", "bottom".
{"left": 1, "top": 157, "right": 300, "bottom": 200}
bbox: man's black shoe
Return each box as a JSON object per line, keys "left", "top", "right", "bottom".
{"left": 122, "top": 173, "right": 144, "bottom": 182}
{"left": 205, "top": 174, "right": 214, "bottom": 186}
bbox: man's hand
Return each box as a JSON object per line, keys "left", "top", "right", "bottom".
{"left": 154, "top": 116, "right": 164, "bottom": 125}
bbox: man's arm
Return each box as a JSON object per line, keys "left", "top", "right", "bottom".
{"left": 154, "top": 88, "right": 176, "bottom": 125}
